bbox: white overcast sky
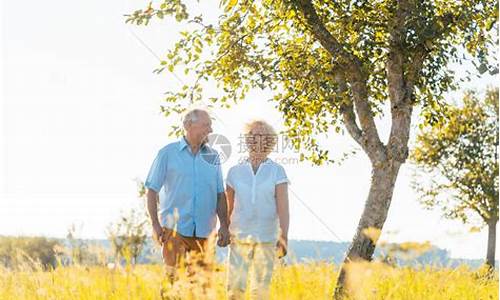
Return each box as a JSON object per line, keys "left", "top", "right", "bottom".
{"left": 0, "top": 0, "right": 498, "bottom": 259}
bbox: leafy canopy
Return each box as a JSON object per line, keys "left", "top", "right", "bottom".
{"left": 411, "top": 88, "right": 499, "bottom": 225}
{"left": 126, "top": 0, "right": 497, "bottom": 165}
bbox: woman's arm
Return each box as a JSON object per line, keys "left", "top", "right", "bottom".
{"left": 275, "top": 183, "right": 289, "bottom": 257}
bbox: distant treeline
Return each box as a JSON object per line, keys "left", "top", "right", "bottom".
{"left": 0, "top": 235, "right": 494, "bottom": 270}
{"left": 0, "top": 236, "right": 60, "bottom": 270}
{"left": 0, "top": 236, "right": 110, "bottom": 270}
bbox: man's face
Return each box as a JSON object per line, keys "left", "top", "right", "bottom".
{"left": 187, "top": 112, "right": 212, "bottom": 143}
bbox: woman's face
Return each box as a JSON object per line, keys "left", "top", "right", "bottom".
{"left": 246, "top": 125, "right": 275, "bottom": 159}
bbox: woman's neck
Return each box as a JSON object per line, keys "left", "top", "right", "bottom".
{"left": 248, "top": 155, "right": 267, "bottom": 173}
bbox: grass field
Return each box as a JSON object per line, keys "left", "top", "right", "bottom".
{"left": 0, "top": 261, "right": 497, "bottom": 300}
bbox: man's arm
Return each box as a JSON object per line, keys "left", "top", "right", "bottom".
{"left": 216, "top": 191, "right": 230, "bottom": 247}
{"left": 217, "top": 191, "right": 229, "bottom": 227}
{"left": 276, "top": 183, "right": 290, "bottom": 258}
{"left": 147, "top": 189, "right": 164, "bottom": 244}
{"left": 226, "top": 185, "right": 235, "bottom": 220}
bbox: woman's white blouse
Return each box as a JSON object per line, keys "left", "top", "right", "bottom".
{"left": 226, "top": 158, "right": 290, "bottom": 243}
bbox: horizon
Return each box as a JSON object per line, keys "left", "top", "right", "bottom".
{"left": 3, "top": 233, "right": 494, "bottom": 263}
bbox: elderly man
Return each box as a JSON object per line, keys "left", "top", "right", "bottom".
{"left": 145, "top": 109, "right": 230, "bottom": 281}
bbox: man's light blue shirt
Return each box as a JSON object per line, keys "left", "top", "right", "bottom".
{"left": 145, "top": 137, "right": 224, "bottom": 238}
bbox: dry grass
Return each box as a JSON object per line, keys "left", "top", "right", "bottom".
{"left": 0, "top": 262, "right": 497, "bottom": 300}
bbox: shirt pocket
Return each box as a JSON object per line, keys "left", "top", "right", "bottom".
{"left": 231, "top": 173, "right": 251, "bottom": 214}
{"left": 199, "top": 163, "right": 218, "bottom": 190}
{"left": 256, "top": 180, "right": 277, "bottom": 219}
{"left": 167, "top": 156, "right": 191, "bottom": 178}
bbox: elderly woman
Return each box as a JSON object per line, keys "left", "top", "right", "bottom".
{"left": 225, "top": 120, "right": 290, "bottom": 300}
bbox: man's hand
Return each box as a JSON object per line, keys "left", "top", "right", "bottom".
{"left": 153, "top": 223, "right": 165, "bottom": 245}
{"left": 217, "top": 226, "right": 230, "bottom": 247}
{"left": 276, "top": 236, "right": 288, "bottom": 259}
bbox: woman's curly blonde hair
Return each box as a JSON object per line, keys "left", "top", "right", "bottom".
{"left": 243, "top": 120, "right": 278, "bottom": 154}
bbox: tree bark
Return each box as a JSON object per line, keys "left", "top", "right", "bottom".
{"left": 333, "top": 159, "right": 402, "bottom": 299}
{"left": 486, "top": 220, "right": 497, "bottom": 269}
{"left": 293, "top": 2, "right": 418, "bottom": 299}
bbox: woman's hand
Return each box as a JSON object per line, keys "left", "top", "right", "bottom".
{"left": 217, "top": 226, "right": 231, "bottom": 247}
{"left": 276, "top": 236, "right": 288, "bottom": 258}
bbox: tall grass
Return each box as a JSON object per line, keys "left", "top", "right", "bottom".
{"left": 0, "top": 262, "right": 497, "bottom": 299}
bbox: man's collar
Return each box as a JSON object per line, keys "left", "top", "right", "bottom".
{"left": 178, "top": 136, "right": 189, "bottom": 151}
{"left": 178, "top": 136, "right": 208, "bottom": 152}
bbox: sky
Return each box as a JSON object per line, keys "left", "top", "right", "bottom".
{"left": 0, "top": 0, "right": 498, "bottom": 260}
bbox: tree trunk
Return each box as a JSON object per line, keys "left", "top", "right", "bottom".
{"left": 486, "top": 220, "right": 497, "bottom": 269}
{"left": 334, "top": 159, "right": 402, "bottom": 299}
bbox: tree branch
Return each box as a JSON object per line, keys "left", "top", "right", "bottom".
{"left": 335, "top": 72, "right": 365, "bottom": 149}
{"left": 294, "top": 0, "right": 386, "bottom": 163}
{"left": 386, "top": 0, "right": 419, "bottom": 163}
{"left": 387, "top": 4, "right": 458, "bottom": 163}
{"left": 293, "top": 0, "right": 359, "bottom": 68}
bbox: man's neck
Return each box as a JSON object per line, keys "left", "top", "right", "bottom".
{"left": 184, "top": 135, "right": 202, "bottom": 154}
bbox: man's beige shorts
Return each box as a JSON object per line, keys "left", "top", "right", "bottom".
{"left": 161, "top": 227, "right": 211, "bottom": 269}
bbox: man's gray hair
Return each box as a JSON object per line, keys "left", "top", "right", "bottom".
{"left": 183, "top": 109, "right": 208, "bottom": 128}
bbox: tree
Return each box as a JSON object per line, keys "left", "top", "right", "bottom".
{"left": 411, "top": 88, "right": 499, "bottom": 269}
{"left": 126, "top": 0, "right": 497, "bottom": 296}
{"left": 0, "top": 236, "right": 61, "bottom": 270}
{"left": 107, "top": 208, "right": 148, "bottom": 266}
{"left": 66, "top": 223, "right": 89, "bottom": 265}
